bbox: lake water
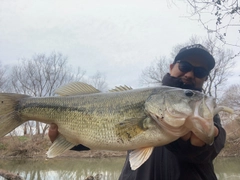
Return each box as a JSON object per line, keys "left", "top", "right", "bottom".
{"left": 0, "top": 157, "right": 240, "bottom": 180}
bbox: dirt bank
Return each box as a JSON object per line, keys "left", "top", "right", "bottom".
{"left": 0, "top": 135, "right": 239, "bottom": 160}
{"left": 0, "top": 135, "right": 127, "bottom": 159}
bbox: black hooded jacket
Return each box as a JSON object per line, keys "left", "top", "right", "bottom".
{"left": 118, "top": 73, "right": 226, "bottom": 180}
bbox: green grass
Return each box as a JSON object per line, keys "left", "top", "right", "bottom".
{"left": 17, "top": 136, "right": 29, "bottom": 142}
{"left": 0, "top": 143, "right": 7, "bottom": 150}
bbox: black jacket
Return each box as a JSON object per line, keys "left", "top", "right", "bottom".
{"left": 118, "top": 73, "right": 226, "bottom": 180}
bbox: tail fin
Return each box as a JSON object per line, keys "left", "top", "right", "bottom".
{"left": 0, "top": 93, "right": 30, "bottom": 137}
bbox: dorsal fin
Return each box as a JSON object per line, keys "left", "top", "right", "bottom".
{"left": 55, "top": 82, "right": 100, "bottom": 96}
{"left": 109, "top": 85, "right": 132, "bottom": 92}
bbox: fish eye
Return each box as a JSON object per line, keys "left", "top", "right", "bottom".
{"left": 184, "top": 90, "right": 194, "bottom": 97}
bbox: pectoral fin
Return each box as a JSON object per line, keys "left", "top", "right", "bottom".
{"left": 115, "top": 117, "right": 149, "bottom": 141}
{"left": 46, "top": 134, "right": 75, "bottom": 158}
{"left": 129, "top": 147, "right": 154, "bottom": 170}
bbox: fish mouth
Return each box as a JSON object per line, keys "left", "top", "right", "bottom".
{"left": 186, "top": 116, "right": 214, "bottom": 144}
{"left": 189, "top": 105, "right": 234, "bottom": 144}
{"left": 186, "top": 116, "right": 215, "bottom": 145}
{"left": 184, "top": 99, "right": 215, "bottom": 144}
{"left": 149, "top": 96, "right": 216, "bottom": 144}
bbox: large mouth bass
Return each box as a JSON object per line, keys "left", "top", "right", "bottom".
{"left": 0, "top": 82, "right": 232, "bottom": 170}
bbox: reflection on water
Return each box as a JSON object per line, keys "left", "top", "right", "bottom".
{"left": 0, "top": 157, "right": 125, "bottom": 180}
{"left": 0, "top": 157, "right": 239, "bottom": 180}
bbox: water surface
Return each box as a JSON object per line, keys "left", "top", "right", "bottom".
{"left": 0, "top": 157, "right": 239, "bottom": 180}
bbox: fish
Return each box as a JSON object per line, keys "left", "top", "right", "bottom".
{"left": 0, "top": 82, "right": 233, "bottom": 170}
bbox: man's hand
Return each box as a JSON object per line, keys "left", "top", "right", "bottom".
{"left": 48, "top": 123, "right": 59, "bottom": 143}
{"left": 181, "top": 126, "right": 219, "bottom": 147}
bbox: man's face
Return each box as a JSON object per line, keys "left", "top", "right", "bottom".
{"left": 170, "top": 55, "right": 209, "bottom": 90}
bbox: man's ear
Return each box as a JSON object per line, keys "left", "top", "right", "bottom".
{"left": 170, "top": 63, "right": 174, "bottom": 70}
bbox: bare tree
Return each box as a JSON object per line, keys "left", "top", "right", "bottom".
{"left": 0, "top": 62, "right": 9, "bottom": 92}
{"left": 10, "top": 52, "right": 86, "bottom": 136}
{"left": 177, "top": 0, "right": 240, "bottom": 46}
{"left": 140, "top": 37, "right": 236, "bottom": 98}
{"left": 203, "top": 41, "right": 236, "bottom": 98}
{"left": 88, "top": 71, "right": 108, "bottom": 92}
{"left": 140, "top": 56, "right": 171, "bottom": 86}
{"left": 11, "top": 53, "right": 86, "bottom": 97}
{"left": 220, "top": 84, "right": 240, "bottom": 113}
{"left": 219, "top": 84, "right": 240, "bottom": 144}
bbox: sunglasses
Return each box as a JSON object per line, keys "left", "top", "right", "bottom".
{"left": 176, "top": 60, "right": 209, "bottom": 78}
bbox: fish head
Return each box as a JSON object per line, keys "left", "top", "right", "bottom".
{"left": 145, "top": 87, "right": 217, "bottom": 143}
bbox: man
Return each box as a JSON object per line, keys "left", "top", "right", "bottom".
{"left": 118, "top": 44, "right": 226, "bottom": 180}
{"left": 49, "top": 44, "right": 226, "bottom": 180}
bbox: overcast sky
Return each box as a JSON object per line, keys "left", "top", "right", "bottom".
{"left": 0, "top": 0, "right": 239, "bottom": 89}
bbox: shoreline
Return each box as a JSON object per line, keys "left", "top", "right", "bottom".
{"left": 0, "top": 135, "right": 239, "bottom": 160}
